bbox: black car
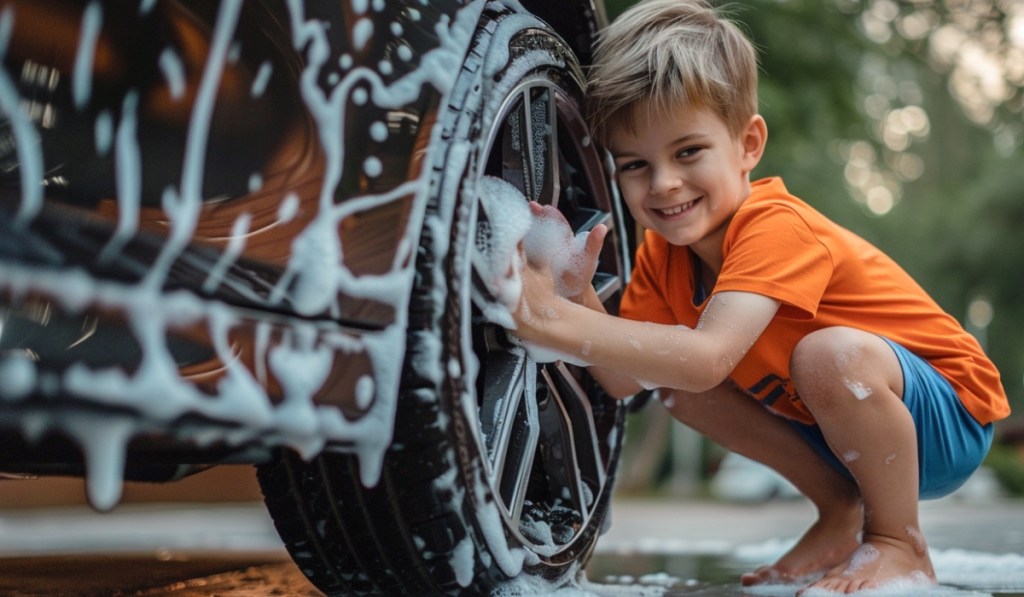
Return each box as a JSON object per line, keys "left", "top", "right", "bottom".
{"left": 0, "top": 0, "right": 634, "bottom": 593}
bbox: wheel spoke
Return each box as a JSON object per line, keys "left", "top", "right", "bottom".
{"left": 537, "top": 363, "right": 603, "bottom": 524}
{"left": 593, "top": 272, "right": 621, "bottom": 304}
{"left": 479, "top": 343, "right": 539, "bottom": 524}
{"left": 501, "top": 91, "right": 530, "bottom": 199}
{"left": 478, "top": 341, "right": 525, "bottom": 461}
{"left": 562, "top": 209, "right": 622, "bottom": 302}
{"left": 532, "top": 87, "right": 559, "bottom": 206}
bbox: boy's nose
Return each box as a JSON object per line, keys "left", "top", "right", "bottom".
{"left": 650, "top": 168, "right": 681, "bottom": 197}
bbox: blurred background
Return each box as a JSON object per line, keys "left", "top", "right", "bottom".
{"left": 604, "top": 0, "right": 1024, "bottom": 501}
{"left": 2, "top": 0, "right": 1022, "bottom": 509}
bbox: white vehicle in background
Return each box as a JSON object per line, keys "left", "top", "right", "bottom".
{"left": 0, "top": 0, "right": 636, "bottom": 593}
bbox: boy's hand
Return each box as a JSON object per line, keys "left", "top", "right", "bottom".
{"left": 523, "top": 202, "right": 607, "bottom": 304}
{"left": 512, "top": 202, "right": 607, "bottom": 350}
{"left": 512, "top": 254, "right": 559, "bottom": 342}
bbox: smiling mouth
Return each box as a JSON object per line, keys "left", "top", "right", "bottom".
{"left": 656, "top": 198, "right": 699, "bottom": 217}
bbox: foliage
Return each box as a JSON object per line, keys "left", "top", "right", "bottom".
{"left": 985, "top": 444, "right": 1024, "bottom": 496}
{"left": 601, "top": 0, "right": 1023, "bottom": 422}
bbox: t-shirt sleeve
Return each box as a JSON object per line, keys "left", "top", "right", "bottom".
{"left": 715, "top": 201, "right": 834, "bottom": 319}
{"left": 620, "top": 232, "right": 678, "bottom": 325}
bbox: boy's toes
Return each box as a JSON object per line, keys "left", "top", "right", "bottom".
{"left": 740, "top": 565, "right": 783, "bottom": 586}
{"left": 797, "top": 576, "right": 863, "bottom": 596}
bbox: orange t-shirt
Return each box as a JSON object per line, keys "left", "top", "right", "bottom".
{"left": 621, "top": 177, "right": 1009, "bottom": 425}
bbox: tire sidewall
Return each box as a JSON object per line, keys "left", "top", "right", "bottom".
{"left": 420, "top": 6, "right": 625, "bottom": 584}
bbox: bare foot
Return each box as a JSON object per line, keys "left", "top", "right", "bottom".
{"left": 797, "top": 533, "right": 936, "bottom": 595}
{"left": 741, "top": 506, "right": 862, "bottom": 586}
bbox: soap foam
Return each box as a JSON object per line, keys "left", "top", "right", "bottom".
{"left": 472, "top": 176, "right": 602, "bottom": 371}
{"left": 522, "top": 205, "right": 593, "bottom": 298}
{"left": 473, "top": 175, "right": 533, "bottom": 321}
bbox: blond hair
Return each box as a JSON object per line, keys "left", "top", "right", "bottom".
{"left": 586, "top": 0, "right": 759, "bottom": 145}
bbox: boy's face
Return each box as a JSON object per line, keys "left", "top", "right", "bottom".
{"left": 608, "top": 106, "right": 763, "bottom": 256}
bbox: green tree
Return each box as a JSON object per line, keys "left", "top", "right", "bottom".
{"left": 602, "top": 0, "right": 1023, "bottom": 420}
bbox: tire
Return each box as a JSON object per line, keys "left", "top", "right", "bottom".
{"left": 257, "top": 5, "right": 630, "bottom": 595}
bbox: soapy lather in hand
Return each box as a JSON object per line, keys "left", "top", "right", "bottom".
{"left": 522, "top": 202, "right": 607, "bottom": 301}
{"left": 472, "top": 176, "right": 604, "bottom": 332}
{"left": 515, "top": 202, "right": 607, "bottom": 341}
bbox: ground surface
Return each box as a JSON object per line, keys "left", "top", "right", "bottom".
{"left": 0, "top": 483, "right": 1021, "bottom": 595}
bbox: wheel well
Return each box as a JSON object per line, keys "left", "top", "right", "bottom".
{"left": 517, "top": 0, "right": 606, "bottom": 67}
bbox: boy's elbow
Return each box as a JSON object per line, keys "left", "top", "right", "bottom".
{"left": 684, "top": 352, "right": 734, "bottom": 393}
{"left": 684, "top": 376, "right": 723, "bottom": 395}
{"left": 605, "top": 379, "right": 645, "bottom": 400}
{"left": 592, "top": 367, "right": 644, "bottom": 399}
{"left": 608, "top": 386, "right": 640, "bottom": 401}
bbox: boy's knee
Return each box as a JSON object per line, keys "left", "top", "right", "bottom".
{"left": 791, "top": 327, "right": 901, "bottom": 404}
{"left": 791, "top": 327, "right": 857, "bottom": 375}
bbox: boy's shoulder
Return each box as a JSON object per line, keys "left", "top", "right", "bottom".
{"left": 738, "top": 177, "right": 823, "bottom": 223}
{"left": 746, "top": 177, "right": 801, "bottom": 207}
{"left": 732, "top": 178, "right": 872, "bottom": 261}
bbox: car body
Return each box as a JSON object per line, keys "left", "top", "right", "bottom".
{"left": 0, "top": 0, "right": 632, "bottom": 593}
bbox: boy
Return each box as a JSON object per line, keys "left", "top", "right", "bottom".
{"left": 511, "top": 0, "right": 1010, "bottom": 593}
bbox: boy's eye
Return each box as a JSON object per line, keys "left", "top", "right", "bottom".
{"left": 617, "top": 160, "right": 646, "bottom": 172}
{"left": 676, "top": 146, "right": 701, "bottom": 159}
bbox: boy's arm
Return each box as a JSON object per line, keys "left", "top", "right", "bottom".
{"left": 570, "top": 285, "right": 649, "bottom": 399}
{"left": 514, "top": 264, "right": 780, "bottom": 394}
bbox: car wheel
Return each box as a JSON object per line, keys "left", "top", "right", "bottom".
{"left": 257, "top": 5, "right": 629, "bottom": 595}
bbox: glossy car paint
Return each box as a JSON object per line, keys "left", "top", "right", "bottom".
{"left": 0, "top": 0, "right": 611, "bottom": 494}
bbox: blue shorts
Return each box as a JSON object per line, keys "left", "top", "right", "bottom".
{"left": 790, "top": 337, "right": 994, "bottom": 500}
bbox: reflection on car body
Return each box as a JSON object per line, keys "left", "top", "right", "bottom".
{"left": 0, "top": 0, "right": 473, "bottom": 492}
{"left": 0, "top": 0, "right": 632, "bottom": 593}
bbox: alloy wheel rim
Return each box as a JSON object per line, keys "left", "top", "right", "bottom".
{"left": 468, "top": 76, "right": 625, "bottom": 554}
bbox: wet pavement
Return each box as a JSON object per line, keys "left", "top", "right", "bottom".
{"left": 0, "top": 495, "right": 1022, "bottom": 595}
{"left": 599, "top": 495, "right": 1024, "bottom": 556}
{"left": 588, "top": 496, "right": 1024, "bottom": 595}
{"left": 0, "top": 503, "right": 313, "bottom": 596}
{"left": 0, "top": 554, "right": 319, "bottom": 596}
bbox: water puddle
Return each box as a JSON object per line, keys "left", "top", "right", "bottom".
{"left": 584, "top": 550, "right": 1024, "bottom": 597}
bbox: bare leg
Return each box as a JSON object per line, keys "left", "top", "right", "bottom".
{"left": 790, "top": 327, "right": 936, "bottom": 595}
{"left": 660, "top": 382, "right": 862, "bottom": 585}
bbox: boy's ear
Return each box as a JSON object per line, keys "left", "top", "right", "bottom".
{"left": 740, "top": 114, "right": 768, "bottom": 172}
